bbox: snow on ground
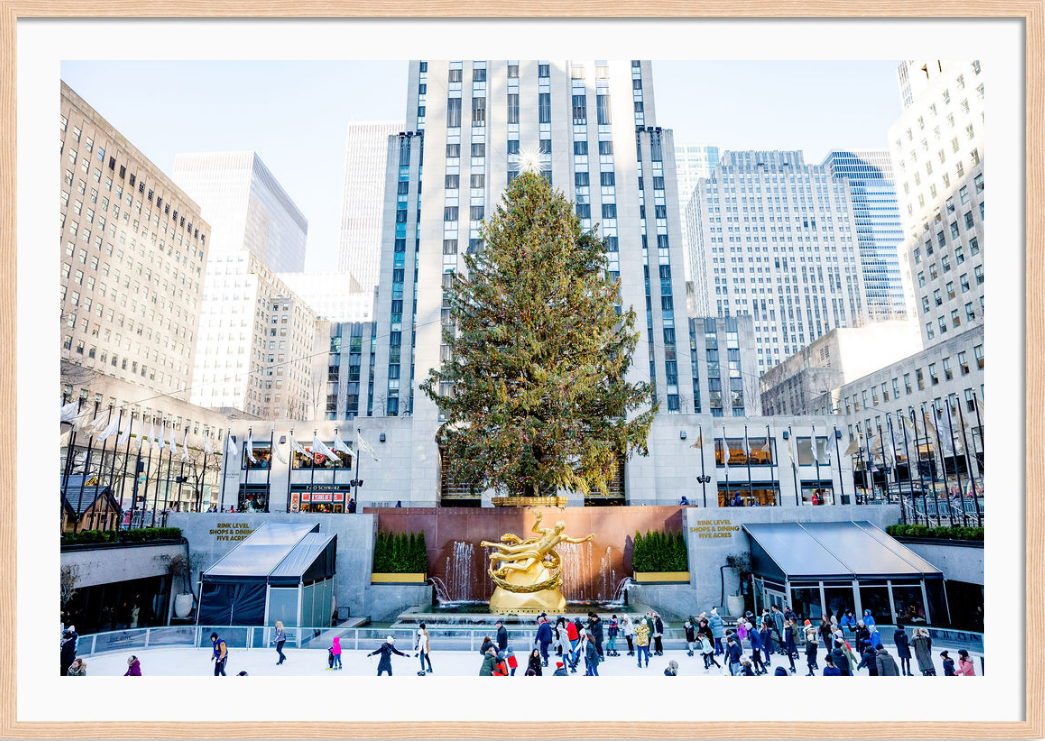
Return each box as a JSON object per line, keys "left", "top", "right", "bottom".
{"left": 83, "top": 645, "right": 980, "bottom": 678}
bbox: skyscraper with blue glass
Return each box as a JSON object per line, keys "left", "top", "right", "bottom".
{"left": 369, "top": 60, "right": 694, "bottom": 501}
{"left": 821, "top": 150, "right": 908, "bottom": 321}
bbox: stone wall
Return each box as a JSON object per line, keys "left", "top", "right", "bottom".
{"left": 368, "top": 584, "right": 434, "bottom": 622}
{"left": 61, "top": 542, "right": 185, "bottom": 589}
{"left": 167, "top": 512, "right": 376, "bottom": 619}
{"left": 897, "top": 538, "right": 984, "bottom": 585}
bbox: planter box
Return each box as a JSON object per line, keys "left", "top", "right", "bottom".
{"left": 371, "top": 573, "right": 427, "bottom": 584}
{"left": 633, "top": 571, "right": 690, "bottom": 584}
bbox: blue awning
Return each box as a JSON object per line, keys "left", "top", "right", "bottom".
{"left": 743, "top": 521, "right": 942, "bottom": 581}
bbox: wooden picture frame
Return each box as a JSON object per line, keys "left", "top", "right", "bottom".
{"left": 1, "top": 5, "right": 1041, "bottom": 739}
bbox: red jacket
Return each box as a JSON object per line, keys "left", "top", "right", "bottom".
{"left": 507, "top": 654, "right": 518, "bottom": 669}
{"left": 493, "top": 660, "right": 508, "bottom": 676}
{"left": 567, "top": 622, "right": 579, "bottom": 641}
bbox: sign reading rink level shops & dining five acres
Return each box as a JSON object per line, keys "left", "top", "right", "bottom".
{"left": 208, "top": 522, "right": 255, "bottom": 542}
{"left": 690, "top": 519, "right": 741, "bottom": 540}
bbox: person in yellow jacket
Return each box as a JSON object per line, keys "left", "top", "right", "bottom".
{"left": 634, "top": 621, "right": 651, "bottom": 668}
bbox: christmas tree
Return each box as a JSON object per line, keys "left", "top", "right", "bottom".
{"left": 420, "top": 170, "right": 657, "bottom": 498}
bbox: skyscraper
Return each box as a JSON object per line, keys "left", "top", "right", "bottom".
{"left": 173, "top": 151, "right": 308, "bottom": 273}
{"left": 675, "top": 144, "right": 719, "bottom": 280}
{"left": 370, "top": 60, "right": 693, "bottom": 501}
{"left": 336, "top": 121, "right": 404, "bottom": 294}
{"left": 688, "top": 150, "right": 870, "bottom": 375}
{"left": 821, "top": 150, "right": 907, "bottom": 321}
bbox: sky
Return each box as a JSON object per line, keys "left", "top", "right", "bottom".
{"left": 60, "top": 60, "right": 902, "bottom": 272}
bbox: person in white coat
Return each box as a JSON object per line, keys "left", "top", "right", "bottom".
{"left": 414, "top": 623, "right": 433, "bottom": 675}
{"left": 621, "top": 615, "right": 636, "bottom": 656}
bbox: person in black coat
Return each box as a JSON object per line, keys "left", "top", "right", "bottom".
{"left": 480, "top": 636, "right": 496, "bottom": 656}
{"left": 60, "top": 630, "right": 77, "bottom": 677}
{"left": 831, "top": 642, "right": 852, "bottom": 676}
{"left": 495, "top": 621, "right": 509, "bottom": 652}
{"left": 893, "top": 622, "right": 913, "bottom": 676}
{"left": 536, "top": 618, "right": 553, "bottom": 666}
{"left": 587, "top": 613, "right": 604, "bottom": 657}
{"left": 367, "top": 636, "right": 407, "bottom": 676}
{"left": 857, "top": 645, "right": 879, "bottom": 675}
{"left": 527, "top": 649, "right": 543, "bottom": 676}
{"left": 854, "top": 621, "right": 871, "bottom": 655}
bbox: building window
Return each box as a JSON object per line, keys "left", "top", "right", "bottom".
{"left": 446, "top": 98, "right": 462, "bottom": 128}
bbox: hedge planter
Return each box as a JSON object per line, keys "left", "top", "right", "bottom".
{"left": 633, "top": 571, "right": 691, "bottom": 584}
{"left": 372, "top": 573, "right": 427, "bottom": 584}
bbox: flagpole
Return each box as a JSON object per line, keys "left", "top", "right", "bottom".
{"left": 943, "top": 402, "right": 968, "bottom": 528}
{"left": 864, "top": 428, "right": 875, "bottom": 505}
{"left": 266, "top": 427, "right": 274, "bottom": 513}
{"left": 99, "top": 407, "right": 124, "bottom": 530}
{"left": 286, "top": 428, "right": 294, "bottom": 514}
{"left": 721, "top": 433, "right": 730, "bottom": 506}
{"left": 971, "top": 391, "right": 984, "bottom": 470}
{"left": 355, "top": 427, "right": 364, "bottom": 508}
{"left": 198, "top": 440, "right": 209, "bottom": 513}
{"left": 766, "top": 424, "right": 777, "bottom": 507}
{"left": 832, "top": 425, "right": 844, "bottom": 506}
{"left": 61, "top": 396, "right": 84, "bottom": 501}
{"left": 916, "top": 406, "right": 942, "bottom": 527}
{"left": 698, "top": 426, "right": 707, "bottom": 507}
{"left": 162, "top": 419, "right": 175, "bottom": 524}
{"left": 149, "top": 418, "right": 163, "bottom": 527}
{"left": 812, "top": 424, "right": 821, "bottom": 506}
{"left": 75, "top": 408, "right": 104, "bottom": 533}
{"left": 888, "top": 416, "right": 906, "bottom": 525}
{"left": 130, "top": 419, "right": 146, "bottom": 528}
{"left": 116, "top": 413, "right": 136, "bottom": 531}
{"left": 928, "top": 404, "right": 954, "bottom": 528}
{"left": 176, "top": 427, "right": 188, "bottom": 514}
{"left": 898, "top": 413, "right": 919, "bottom": 524}
{"left": 310, "top": 429, "right": 317, "bottom": 507}
{"left": 86, "top": 403, "right": 114, "bottom": 530}
{"left": 744, "top": 426, "right": 753, "bottom": 505}
{"left": 955, "top": 401, "right": 982, "bottom": 525}
{"left": 907, "top": 410, "right": 929, "bottom": 525}
{"left": 789, "top": 426, "right": 799, "bottom": 506}
{"left": 220, "top": 427, "right": 231, "bottom": 512}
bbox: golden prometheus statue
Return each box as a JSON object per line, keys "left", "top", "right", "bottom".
{"left": 481, "top": 510, "right": 595, "bottom": 613}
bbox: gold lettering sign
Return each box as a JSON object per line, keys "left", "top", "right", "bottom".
{"left": 689, "top": 519, "right": 741, "bottom": 540}
{"left": 208, "top": 522, "right": 255, "bottom": 542}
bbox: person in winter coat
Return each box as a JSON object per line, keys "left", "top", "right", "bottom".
{"left": 479, "top": 647, "right": 497, "bottom": 676}
{"left": 684, "top": 621, "right": 697, "bottom": 656}
{"left": 415, "top": 623, "right": 433, "bottom": 674}
{"left": 955, "top": 649, "right": 976, "bottom": 676}
{"left": 726, "top": 633, "right": 743, "bottom": 675}
{"left": 606, "top": 615, "right": 619, "bottom": 656}
{"left": 822, "top": 655, "right": 841, "bottom": 676}
{"left": 124, "top": 655, "right": 142, "bottom": 676}
{"left": 758, "top": 622, "right": 773, "bottom": 666}
{"left": 736, "top": 618, "right": 749, "bottom": 645}
{"left": 804, "top": 621, "right": 820, "bottom": 675}
{"left": 867, "top": 625, "right": 883, "bottom": 651}
{"left": 840, "top": 610, "right": 857, "bottom": 632}
{"left": 782, "top": 619, "right": 798, "bottom": 673}
{"left": 857, "top": 645, "right": 879, "bottom": 675}
{"left": 894, "top": 623, "right": 913, "bottom": 676}
{"left": 831, "top": 642, "right": 852, "bottom": 676}
{"left": 536, "top": 617, "right": 553, "bottom": 666}
{"left": 748, "top": 624, "right": 767, "bottom": 674}
{"left": 566, "top": 619, "right": 581, "bottom": 669}
{"left": 634, "top": 620, "right": 651, "bottom": 668}
{"left": 583, "top": 634, "right": 601, "bottom": 676}
{"left": 709, "top": 608, "right": 725, "bottom": 655}
{"left": 940, "top": 650, "right": 956, "bottom": 677}
{"left": 770, "top": 605, "right": 785, "bottom": 654}
{"left": 664, "top": 660, "right": 679, "bottom": 676}
{"left": 210, "top": 632, "right": 228, "bottom": 676}
{"left": 587, "top": 613, "right": 604, "bottom": 657}
{"left": 652, "top": 613, "right": 665, "bottom": 656}
{"left": 855, "top": 621, "right": 870, "bottom": 655}
{"left": 736, "top": 655, "right": 755, "bottom": 676}
{"left": 876, "top": 648, "right": 900, "bottom": 676}
{"left": 272, "top": 621, "right": 287, "bottom": 666}
{"left": 496, "top": 621, "right": 509, "bottom": 652}
{"left": 504, "top": 647, "right": 518, "bottom": 676}
{"left": 552, "top": 660, "right": 569, "bottom": 676}
{"left": 556, "top": 622, "right": 573, "bottom": 666}
{"left": 621, "top": 615, "right": 636, "bottom": 655}
{"left": 912, "top": 627, "right": 935, "bottom": 675}
{"left": 60, "top": 630, "right": 77, "bottom": 677}
{"left": 66, "top": 658, "right": 86, "bottom": 676}
{"left": 492, "top": 651, "right": 509, "bottom": 677}
{"left": 862, "top": 609, "right": 876, "bottom": 630}
{"left": 479, "top": 635, "right": 496, "bottom": 657}
{"left": 368, "top": 636, "right": 407, "bottom": 676}
{"left": 699, "top": 634, "right": 721, "bottom": 671}
{"left": 528, "top": 648, "right": 543, "bottom": 676}
{"left": 819, "top": 616, "right": 834, "bottom": 649}
{"left": 329, "top": 636, "right": 343, "bottom": 670}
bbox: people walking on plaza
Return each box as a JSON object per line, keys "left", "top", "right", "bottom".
{"left": 66, "top": 658, "right": 86, "bottom": 676}
{"left": 124, "top": 655, "right": 142, "bottom": 676}
{"left": 748, "top": 623, "right": 767, "bottom": 674}
{"left": 804, "top": 620, "right": 820, "bottom": 675}
{"left": 368, "top": 635, "right": 407, "bottom": 676}
{"left": 536, "top": 616, "right": 553, "bottom": 666}
{"left": 652, "top": 613, "right": 665, "bottom": 656}
{"left": 876, "top": 647, "right": 900, "bottom": 676}
{"left": 684, "top": 620, "right": 697, "bottom": 657}
{"left": 726, "top": 632, "right": 743, "bottom": 675}
{"left": 528, "top": 648, "right": 543, "bottom": 676}
{"left": 479, "top": 647, "right": 497, "bottom": 676}
{"left": 587, "top": 612, "right": 604, "bottom": 658}
{"left": 912, "top": 627, "right": 935, "bottom": 676}
{"left": 414, "top": 623, "right": 433, "bottom": 674}
{"left": 822, "top": 655, "right": 841, "bottom": 676}
{"left": 940, "top": 650, "right": 955, "bottom": 676}
{"left": 606, "top": 615, "right": 619, "bottom": 656}
{"left": 955, "top": 649, "right": 976, "bottom": 676}
{"left": 496, "top": 620, "right": 509, "bottom": 652}
{"left": 699, "top": 634, "right": 721, "bottom": 672}
{"left": 634, "top": 617, "right": 651, "bottom": 668}
{"left": 272, "top": 621, "right": 287, "bottom": 666}
{"left": 210, "top": 632, "right": 228, "bottom": 676}
{"left": 60, "top": 629, "right": 77, "bottom": 677}
{"left": 709, "top": 608, "right": 725, "bottom": 655}
{"left": 664, "top": 660, "right": 679, "bottom": 676}
{"left": 583, "top": 634, "right": 601, "bottom": 676}
{"left": 622, "top": 615, "right": 635, "bottom": 655}
{"left": 831, "top": 641, "right": 852, "bottom": 676}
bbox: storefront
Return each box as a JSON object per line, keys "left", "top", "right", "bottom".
{"left": 744, "top": 520, "right": 947, "bottom": 626}
{"left": 289, "top": 485, "right": 355, "bottom": 513}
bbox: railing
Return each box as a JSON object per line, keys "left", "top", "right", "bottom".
{"left": 73, "top": 623, "right": 984, "bottom": 657}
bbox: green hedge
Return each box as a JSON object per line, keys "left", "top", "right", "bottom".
{"left": 886, "top": 524, "right": 984, "bottom": 541}
{"left": 632, "top": 529, "right": 688, "bottom": 572}
{"left": 373, "top": 531, "right": 428, "bottom": 573}
{"left": 61, "top": 527, "right": 182, "bottom": 546}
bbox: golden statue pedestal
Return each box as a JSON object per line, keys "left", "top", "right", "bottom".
{"left": 481, "top": 510, "right": 593, "bottom": 614}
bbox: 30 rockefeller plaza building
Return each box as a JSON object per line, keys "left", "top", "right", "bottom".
{"left": 221, "top": 61, "right": 858, "bottom": 510}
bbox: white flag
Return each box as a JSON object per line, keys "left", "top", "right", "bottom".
{"left": 180, "top": 428, "right": 190, "bottom": 462}
{"left": 290, "top": 433, "right": 309, "bottom": 457}
{"left": 742, "top": 433, "right": 751, "bottom": 460}
{"left": 936, "top": 408, "right": 959, "bottom": 456}
{"left": 358, "top": 433, "right": 379, "bottom": 463}
{"left": 272, "top": 429, "right": 288, "bottom": 464}
{"left": 226, "top": 432, "right": 238, "bottom": 459}
{"left": 157, "top": 421, "right": 166, "bottom": 452}
{"left": 88, "top": 412, "right": 108, "bottom": 432}
{"left": 116, "top": 422, "right": 130, "bottom": 447}
{"left": 97, "top": 415, "right": 121, "bottom": 443}
{"left": 148, "top": 419, "right": 157, "bottom": 450}
{"left": 245, "top": 429, "right": 258, "bottom": 464}
{"left": 333, "top": 430, "right": 354, "bottom": 459}
{"left": 60, "top": 400, "right": 79, "bottom": 424}
{"left": 203, "top": 434, "right": 214, "bottom": 455}
{"left": 312, "top": 434, "right": 341, "bottom": 466}
{"left": 721, "top": 430, "right": 729, "bottom": 475}
{"left": 170, "top": 426, "right": 180, "bottom": 458}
